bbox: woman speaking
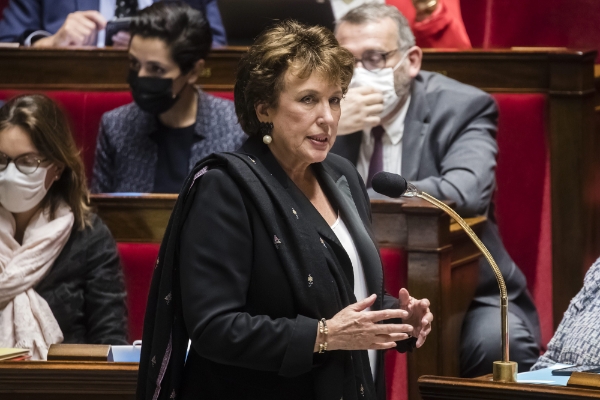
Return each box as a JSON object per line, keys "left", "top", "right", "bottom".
{"left": 138, "top": 21, "right": 433, "bottom": 400}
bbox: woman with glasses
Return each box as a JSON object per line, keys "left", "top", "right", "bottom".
{"left": 0, "top": 94, "right": 128, "bottom": 360}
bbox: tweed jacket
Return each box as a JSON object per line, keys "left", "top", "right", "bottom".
{"left": 91, "top": 90, "right": 245, "bottom": 193}
{"left": 532, "top": 257, "right": 600, "bottom": 370}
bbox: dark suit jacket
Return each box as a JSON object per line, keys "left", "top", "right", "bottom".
{"left": 332, "top": 70, "right": 541, "bottom": 343}
{"left": 0, "top": 0, "right": 227, "bottom": 46}
{"left": 35, "top": 213, "right": 128, "bottom": 345}
{"left": 91, "top": 90, "right": 245, "bottom": 193}
{"left": 178, "top": 139, "right": 405, "bottom": 400}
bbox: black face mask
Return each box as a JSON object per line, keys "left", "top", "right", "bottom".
{"left": 128, "top": 69, "right": 182, "bottom": 115}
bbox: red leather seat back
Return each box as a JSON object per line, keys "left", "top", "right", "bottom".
{"left": 492, "top": 93, "right": 553, "bottom": 346}
{"left": 0, "top": 90, "right": 235, "bottom": 182}
{"left": 117, "top": 242, "right": 160, "bottom": 342}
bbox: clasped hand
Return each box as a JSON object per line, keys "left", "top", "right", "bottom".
{"left": 317, "top": 289, "right": 433, "bottom": 352}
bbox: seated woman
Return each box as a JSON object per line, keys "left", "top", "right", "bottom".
{"left": 531, "top": 257, "right": 600, "bottom": 369}
{"left": 137, "top": 21, "right": 433, "bottom": 400}
{"left": 0, "top": 94, "right": 128, "bottom": 360}
{"left": 92, "top": 2, "right": 245, "bottom": 194}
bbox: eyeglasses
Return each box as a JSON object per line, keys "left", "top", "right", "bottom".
{"left": 0, "top": 152, "right": 47, "bottom": 175}
{"left": 354, "top": 49, "right": 399, "bottom": 71}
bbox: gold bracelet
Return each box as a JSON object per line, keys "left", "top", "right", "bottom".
{"left": 319, "top": 318, "right": 329, "bottom": 335}
{"left": 318, "top": 342, "right": 328, "bottom": 354}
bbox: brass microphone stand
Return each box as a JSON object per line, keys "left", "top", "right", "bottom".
{"left": 403, "top": 183, "right": 518, "bottom": 382}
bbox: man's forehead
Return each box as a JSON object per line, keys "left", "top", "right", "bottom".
{"left": 336, "top": 18, "right": 399, "bottom": 53}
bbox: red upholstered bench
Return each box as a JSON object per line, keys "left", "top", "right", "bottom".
{"left": 0, "top": 90, "right": 235, "bottom": 181}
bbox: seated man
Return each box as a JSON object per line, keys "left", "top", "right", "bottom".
{"left": 331, "top": 0, "right": 471, "bottom": 49}
{"left": 92, "top": 2, "right": 244, "bottom": 193}
{"left": 532, "top": 257, "right": 600, "bottom": 370}
{"left": 0, "top": 0, "right": 226, "bottom": 47}
{"left": 332, "top": 3, "right": 541, "bottom": 376}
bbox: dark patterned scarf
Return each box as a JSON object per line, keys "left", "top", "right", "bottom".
{"left": 136, "top": 150, "right": 377, "bottom": 400}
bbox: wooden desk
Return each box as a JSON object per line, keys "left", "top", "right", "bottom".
{"left": 91, "top": 194, "right": 484, "bottom": 400}
{"left": 0, "top": 361, "right": 137, "bottom": 400}
{"left": 3, "top": 47, "right": 598, "bottom": 327}
{"left": 419, "top": 375, "right": 600, "bottom": 400}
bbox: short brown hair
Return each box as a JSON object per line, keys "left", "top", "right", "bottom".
{"left": 0, "top": 95, "right": 91, "bottom": 230}
{"left": 234, "top": 20, "right": 355, "bottom": 136}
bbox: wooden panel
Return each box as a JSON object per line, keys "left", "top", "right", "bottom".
{"left": 0, "top": 361, "right": 137, "bottom": 400}
{"left": 419, "top": 375, "right": 600, "bottom": 400}
{"left": 0, "top": 47, "right": 595, "bottom": 93}
{"left": 91, "top": 194, "right": 176, "bottom": 242}
{"left": 0, "top": 47, "right": 245, "bottom": 91}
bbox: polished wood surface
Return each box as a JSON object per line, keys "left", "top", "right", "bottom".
{"left": 0, "top": 46, "right": 245, "bottom": 91}
{"left": 90, "top": 194, "right": 176, "bottom": 242}
{"left": 0, "top": 47, "right": 594, "bottom": 92}
{"left": 419, "top": 375, "right": 600, "bottom": 400}
{"left": 91, "top": 194, "right": 483, "bottom": 400}
{"left": 0, "top": 361, "right": 137, "bottom": 400}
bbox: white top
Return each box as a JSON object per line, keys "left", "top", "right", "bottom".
{"left": 330, "top": 216, "right": 377, "bottom": 378}
{"left": 97, "top": 0, "right": 153, "bottom": 47}
{"left": 356, "top": 96, "right": 411, "bottom": 183}
{"left": 330, "top": 0, "right": 385, "bottom": 20}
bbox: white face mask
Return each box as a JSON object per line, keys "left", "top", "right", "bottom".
{"left": 0, "top": 162, "right": 50, "bottom": 213}
{"left": 349, "top": 52, "right": 409, "bottom": 118}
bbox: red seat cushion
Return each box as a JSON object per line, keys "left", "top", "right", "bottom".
{"left": 493, "top": 93, "right": 553, "bottom": 346}
{"left": 117, "top": 242, "right": 160, "bottom": 342}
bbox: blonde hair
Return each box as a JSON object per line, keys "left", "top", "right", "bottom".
{"left": 0, "top": 94, "right": 91, "bottom": 230}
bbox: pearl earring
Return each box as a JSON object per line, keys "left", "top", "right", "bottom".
{"left": 259, "top": 122, "right": 274, "bottom": 145}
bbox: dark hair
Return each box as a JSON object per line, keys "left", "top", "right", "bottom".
{"left": 0, "top": 95, "right": 91, "bottom": 230}
{"left": 130, "top": 1, "right": 212, "bottom": 74}
{"left": 234, "top": 20, "right": 355, "bottom": 137}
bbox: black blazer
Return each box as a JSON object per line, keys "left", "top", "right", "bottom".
{"left": 35, "top": 214, "right": 128, "bottom": 345}
{"left": 178, "top": 140, "right": 405, "bottom": 400}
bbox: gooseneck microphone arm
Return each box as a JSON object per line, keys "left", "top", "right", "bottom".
{"left": 371, "top": 172, "right": 518, "bottom": 382}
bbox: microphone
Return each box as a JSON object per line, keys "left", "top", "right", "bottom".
{"left": 371, "top": 172, "right": 408, "bottom": 198}
{"left": 370, "top": 171, "right": 518, "bottom": 382}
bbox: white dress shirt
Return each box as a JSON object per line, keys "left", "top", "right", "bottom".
{"left": 330, "top": 0, "right": 385, "bottom": 20}
{"left": 356, "top": 96, "right": 412, "bottom": 183}
{"left": 97, "top": 0, "right": 153, "bottom": 46}
{"left": 330, "top": 216, "right": 377, "bottom": 378}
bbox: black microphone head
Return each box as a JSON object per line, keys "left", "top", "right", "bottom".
{"left": 371, "top": 172, "right": 407, "bottom": 198}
